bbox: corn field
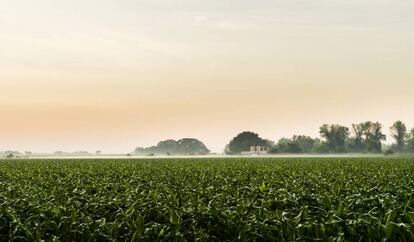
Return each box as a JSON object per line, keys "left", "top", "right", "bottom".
{"left": 1, "top": 157, "right": 414, "bottom": 241}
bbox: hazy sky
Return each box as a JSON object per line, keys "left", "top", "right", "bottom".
{"left": 1, "top": 0, "right": 413, "bottom": 153}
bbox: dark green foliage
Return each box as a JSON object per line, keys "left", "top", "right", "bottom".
{"left": 384, "top": 149, "right": 395, "bottom": 156}
{"left": 348, "top": 122, "right": 386, "bottom": 153}
{"left": 177, "top": 138, "right": 210, "bottom": 155}
{"left": 225, "top": 131, "right": 269, "bottom": 154}
{"left": 134, "top": 138, "right": 209, "bottom": 155}
{"left": 407, "top": 129, "right": 414, "bottom": 152}
{"left": 311, "top": 140, "right": 330, "bottom": 154}
{"left": 1, "top": 158, "right": 414, "bottom": 241}
{"left": 230, "top": 121, "right": 413, "bottom": 155}
{"left": 362, "top": 121, "right": 386, "bottom": 153}
{"left": 5, "top": 154, "right": 14, "bottom": 159}
{"left": 319, "top": 124, "right": 350, "bottom": 153}
{"left": 276, "top": 138, "right": 302, "bottom": 153}
{"left": 275, "top": 136, "right": 318, "bottom": 154}
{"left": 348, "top": 124, "right": 366, "bottom": 152}
{"left": 390, "top": 121, "right": 407, "bottom": 152}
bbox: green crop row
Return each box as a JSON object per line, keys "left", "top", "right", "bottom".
{"left": 0, "top": 157, "right": 414, "bottom": 241}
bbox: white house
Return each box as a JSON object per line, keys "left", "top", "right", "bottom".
{"left": 241, "top": 146, "right": 269, "bottom": 155}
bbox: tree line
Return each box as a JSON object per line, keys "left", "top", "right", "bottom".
{"left": 134, "top": 138, "right": 210, "bottom": 155}
{"left": 225, "top": 121, "right": 414, "bottom": 154}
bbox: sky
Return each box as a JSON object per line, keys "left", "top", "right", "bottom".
{"left": 0, "top": 0, "right": 413, "bottom": 153}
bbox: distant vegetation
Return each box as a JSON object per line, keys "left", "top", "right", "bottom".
{"left": 2, "top": 121, "right": 414, "bottom": 157}
{"left": 226, "top": 121, "right": 414, "bottom": 155}
{"left": 225, "top": 131, "right": 273, "bottom": 154}
{"left": 134, "top": 138, "right": 210, "bottom": 155}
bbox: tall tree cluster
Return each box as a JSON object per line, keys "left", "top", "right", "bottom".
{"left": 319, "top": 124, "right": 350, "bottom": 153}
{"left": 135, "top": 138, "right": 210, "bottom": 155}
{"left": 317, "top": 122, "right": 386, "bottom": 153}
{"left": 225, "top": 131, "right": 272, "bottom": 154}
{"left": 407, "top": 129, "right": 414, "bottom": 152}
{"left": 390, "top": 121, "right": 407, "bottom": 152}
{"left": 226, "top": 120, "right": 414, "bottom": 154}
{"left": 390, "top": 121, "right": 414, "bottom": 153}
{"left": 349, "top": 122, "right": 386, "bottom": 153}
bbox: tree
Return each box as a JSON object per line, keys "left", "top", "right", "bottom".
{"left": 156, "top": 139, "right": 180, "bottom": 153}
{"left": 276, "top": 138, "right": 301, "bottom": 153}
{"left": 348, "top": 124, "right": 366, "bottom": 152}
{"left": 177, "top": 138, "right": 210, "bottom": 155}
{"left": 362, "top": 121, "right": 386, "bottom": 153}
{"left": 276, "top": 135, "right": 317, "bottom": 153}
{"left": 390, "top": 121, "right": 407, "bottom": 152}
{"left": 407, "top": 129, "right": 414, "bottom": 152}
{"left": 293, "top": 135, "right": 317, "bottom": 153}
{"left": 311, "top": 139, "right": 330, "bottom": 153}
{"left": 319, "top": 124, "right": 350, "bottom": 153}
{"left": 225, "top": 131, "right": 268, "bottom": 154}
{"left": 263, "top": 139, "right": 275, "bottom": 149}
{"left": 134, "top": 147, "right": 145, "bottom": 154}
{"left": 348, "top": 122, "right": 386, "bottom": 153}
{"left": 134, "top": 138, "right": 209, "bottom": 155}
